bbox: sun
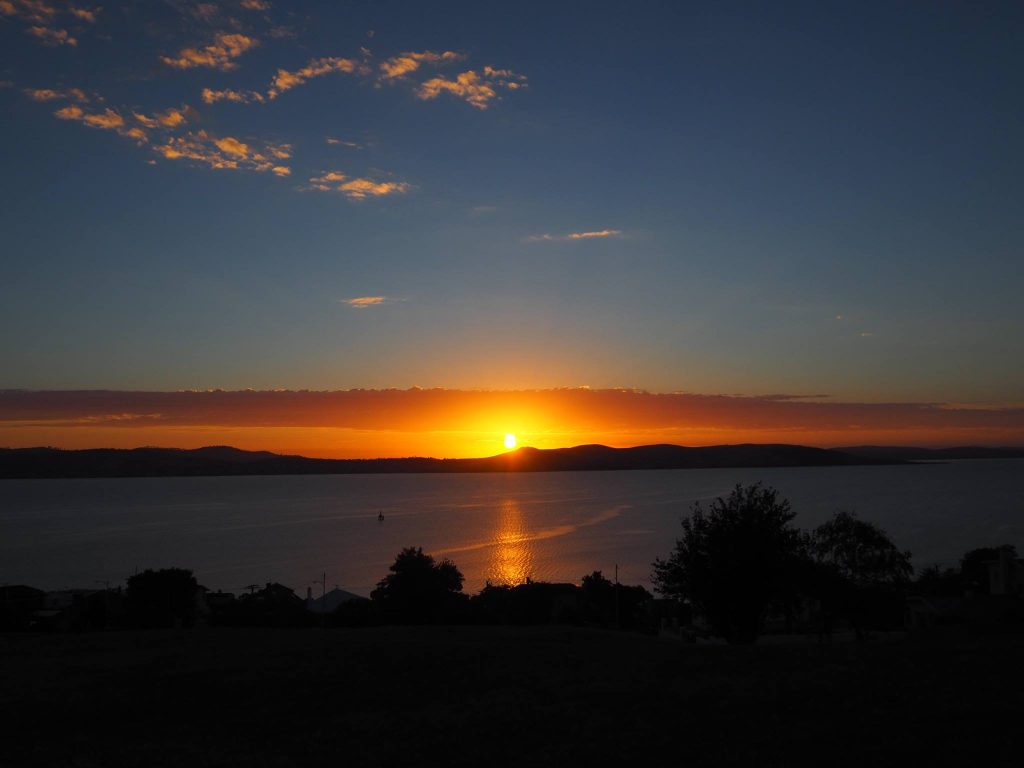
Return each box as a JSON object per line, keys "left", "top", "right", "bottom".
{"left": 503, "top": 433, "right": 517, "bottom": 450}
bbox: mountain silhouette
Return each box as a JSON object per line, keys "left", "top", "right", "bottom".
{"left": 0, "top": 442, "right": 921, "bottom": 479}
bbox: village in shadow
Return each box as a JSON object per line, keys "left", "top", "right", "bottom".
{"left": 5, "top": 484, "right": 1023, "bottom": 640}
{"left": 4, "top": 483, "right": 1024, "bottom": 766}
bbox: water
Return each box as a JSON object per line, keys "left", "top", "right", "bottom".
{"left": 1, "top": 460, "right": 1021, "bottom": 597}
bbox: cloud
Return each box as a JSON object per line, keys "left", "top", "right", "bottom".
{"left": 308, "top": 171, "right": 411, "bottom": 199}
{"left": 161, "top": 33, "right": 258, "bottom": 71}
{"left": 417, "top": 67, "right": 527, "bottom": 109}
{"left": 326, "top": 136, "right": 361, "bottom": 149}
{"left": 378, "top": 50, "right": 462, "bottom": 80}
{"left": 201, "top": 87, "right": 265, "bottom": 104}
{"left": 527, "top": 229, "right": 623, "bottom": 242}
{"left": 25, "top": 87, "right": 88, "bottom": 102}
{"left": 196, "top": 50, "right": 524, "bottom": 112}
{"left": 0, "top": 0, "right": 56, "bottom": 22}
{"left": 240, "top": 0, "right": 270, "bottom": 9}
{"left": 68, "top": 6, "right": 97, "bottom": 23}
{"left": 27, "top": 24, "right": 75, "bottom": 45}
{"left": 267, "top": 56, "right": 361, "bottom": 98}
{"left": 55, "top": 104, "right": 120, "bottom": 129}
{"left": 4, "top": 390, "right": 1024, "bottom": 450}
{"left": 153, "top": 129, "right": 291, "bottom": 174}
{"left": 1, "top": 1, "right": 99, "bottom": 46}
{"left": 342, "top": 296, "right": 392, "bottom": 309}
{"left": 54, "top": 104, "right": 154, "bottom": 144}
{"left": 133, "top": 106, "right": 192, "bottom": 129}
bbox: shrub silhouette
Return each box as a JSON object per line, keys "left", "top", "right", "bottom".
{"left": 652, "top": 483, "right": 806, "bottom": 643}
{"left": 371, "top": 547, "right": 467, "bottom": 623}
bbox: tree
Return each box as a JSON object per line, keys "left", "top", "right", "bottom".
{"left": 811, "top": 512, "right": 912, "bottom": 588}
{"left": 126, "top": 568, "right": 201, "bottom": 628}
{"left": 651, "top": 484, "right": 807, "bottom": 643}
{"left": 811, "top": 512, "right": 912, "bottom": 638}
{"left": 371, "top": 547, "right": 466, "bottom": 623}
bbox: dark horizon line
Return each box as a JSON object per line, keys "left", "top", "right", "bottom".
{"left": 5, "top": 440, "right": 1024, "bottom": 461}
{"left": 3, "top": 442, "right": 1024, "bottom": 480}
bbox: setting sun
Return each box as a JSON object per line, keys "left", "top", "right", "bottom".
{"left": 504, "top": 433, "right": 517, "bottom": 450}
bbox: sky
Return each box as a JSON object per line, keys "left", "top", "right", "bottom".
{"left": 1, "top": 0, "right": 1023, "bottom": 456}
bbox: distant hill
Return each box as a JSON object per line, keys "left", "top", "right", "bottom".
{"left": 837, "top": 446, "right": 1024, "bottom": 461}
{"left": 0, "top": 443, "right": 907, "bottom": 479}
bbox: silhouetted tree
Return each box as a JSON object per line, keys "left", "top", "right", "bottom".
{"left": 371, "top": 547, "right": 466, "bottom": 623}
{"left": 961, "top": 545, "right": 1016, "bottom": 594}
{"left": 812, "top": 512, "right": 912, "bottom": 587}
{"left": 651, "top": 484, "right": 807, "bottom": 643}
{"left": 126, "top": 568, "right": 201, "bottom": 628}
{"left": 219, "top": 582, "right": 310, "bottom": 627}
{"left": 811, "top": 512, "right": 912, "bottom": 638}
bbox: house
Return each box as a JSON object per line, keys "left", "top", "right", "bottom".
{"left": 305, "top": 586, "right": 364, "bottom": 614}
{"left": 0, "top": 585, "right": 46, "bottom": 630}
{"left": 987, "top": 548, "right": 1024, "bottom": 596}
{"left": 31, "top": 588, "right": 126, "bottom": 631}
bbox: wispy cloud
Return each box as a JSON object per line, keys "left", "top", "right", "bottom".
{"left": 267, "top": 56, "right": 363, "bottom": 99}
{"left": 198, "top": 50, "right": 524, "bottom": 111}
{"left": 133, "top": 106, "right": 193, "bottom": 129}
{"left": 201, "top": 87, "right": 265, "bottom": 104}
{"left": 68, "top": 5, "right": 98, "bottom": 23}
{"left": 240, "top": 0, "right": 270, "bottom": 10}
{"left": 378, "top": 50, "right": 462, "bottom": 80}
{"left": 1, "top": 1, "right": 97, "bottom": 46}
{"left": 326, "top": 136, "right": 362, "bottom": 149}
{"left": 27, "top": 24, "right": 75, "bottom": 45}
{"left": 527, "top": 229, "right": 623, "bottom": 242}
{"left": 153, "top": 130, "right": 291, "bottom": 174}
{"left": 0, "top": 0, "right": 56, "bottom": 22}
{"left": 342, "top": 296, "right": 395, "bottom": 309}
{"left": 308, "top": 171, "right": 411, "bottom": 199}
{"left": 25, "top": 87, "right": 89, "bottom": 102}
{"left": 54, "top": 104, "right": 149, "bottom": 143}
{"left": 417, "top": 66, "right": 527, "bottom": 109}
{"left": 161, "top": 33, "right": 258, "bottom": 71}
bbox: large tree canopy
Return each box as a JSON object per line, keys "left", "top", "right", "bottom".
{"left": 371, "top": 547, "right": 465, "bottom": 623}
{"left": 651, "top": 484, "right": 807, "bottom": 643}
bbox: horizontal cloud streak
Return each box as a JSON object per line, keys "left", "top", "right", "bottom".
{"left": 2, "top": 389, "right": 1022, "bottom": 439}
{"left": 527, "top": 229, "right": 623, "bottom": 242}
{"left": 308, "top": 171, "right": 410, "bottom": 199}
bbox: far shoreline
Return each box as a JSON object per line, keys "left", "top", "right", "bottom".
{"left": 2, "top": 443, "right": 1023, "bottom": 480}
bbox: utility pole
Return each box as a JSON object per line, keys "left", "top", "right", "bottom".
{"left": 312, "top": 572, "right": 327, "bottom": 629}
{"left": 614, "top": 563, "right": 620, "bottom": 629}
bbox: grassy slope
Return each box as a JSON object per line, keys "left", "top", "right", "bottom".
{"left": 1, "top": 626, "right": 1022, "bottom": 766}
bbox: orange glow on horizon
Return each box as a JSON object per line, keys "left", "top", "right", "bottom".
{"left": 2, "top": 388, "right": 1024, "bottom": 457}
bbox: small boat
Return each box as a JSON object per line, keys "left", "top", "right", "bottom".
{"left": 377, "top": 510, "right": 384, "bottom": 522}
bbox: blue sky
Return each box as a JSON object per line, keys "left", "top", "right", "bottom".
{"left": 2, "top": 0, "right": 1023, "bottom": 404}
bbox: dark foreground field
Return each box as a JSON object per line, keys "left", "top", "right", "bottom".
{"left": 2, "top": 626, "right": 1022, "bottom": 767}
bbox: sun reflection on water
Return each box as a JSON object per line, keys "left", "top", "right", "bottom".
{"left": 488, "top": 499, "right": 535, "bottom": 586}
